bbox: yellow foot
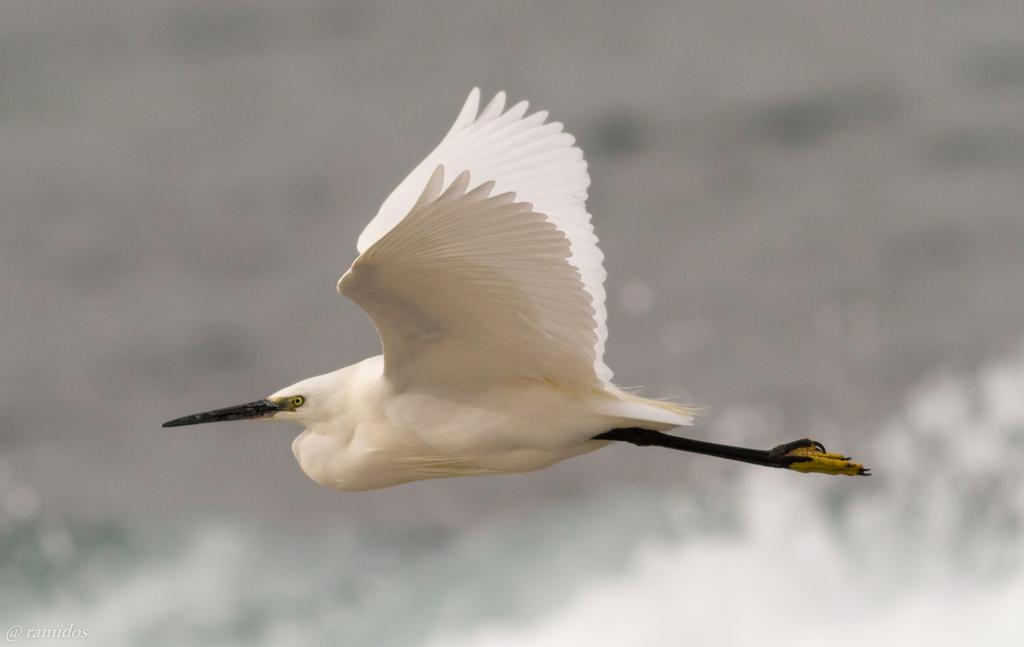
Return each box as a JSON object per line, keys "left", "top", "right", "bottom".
{"left": 771, "top": 439, "right": 871, "bottom": 476}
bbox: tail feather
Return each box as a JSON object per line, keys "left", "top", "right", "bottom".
{"left": 593, "top": 390, "right": 700, "bottom": 429}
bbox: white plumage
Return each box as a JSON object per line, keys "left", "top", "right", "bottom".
{"left": 358, "top": 88, "right": 613, "bottom": 386}
{"left": 161, "top": 88, "right": 704, "bottom": 487}
{"left": 286, "top": 89, "right": 691, "bottom": 489}
{"left": 164, "top": 88, "right": 869, "bottom": 485}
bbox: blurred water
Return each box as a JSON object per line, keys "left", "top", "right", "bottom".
{"left": 4, "top": 341, "right": 1022, "bottom": 646}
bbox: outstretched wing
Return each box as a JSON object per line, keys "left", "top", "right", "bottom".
{"left": 340, "top": 167, "right": 603, "bottom": 390}
{"left": 350, "top": 89, "right": 613, "bottom": 386}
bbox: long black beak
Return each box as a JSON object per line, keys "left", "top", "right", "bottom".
{"left": 161, "top": 399, "right": 282, "bottom": 428}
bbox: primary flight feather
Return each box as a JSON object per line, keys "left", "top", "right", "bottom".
{"left": 163, "top": 88, "right": 868, "bottom": 489}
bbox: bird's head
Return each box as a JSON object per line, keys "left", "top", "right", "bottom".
{"left": 161, "top": 372, "right": 342, "bottom": 429}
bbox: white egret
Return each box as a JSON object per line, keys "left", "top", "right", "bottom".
{"left": 163, "top": 89, "right": 868, "bottom": 490}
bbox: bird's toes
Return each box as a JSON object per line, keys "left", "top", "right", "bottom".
{"left": 770, "top": 439, "right": 870, "bottom": 476}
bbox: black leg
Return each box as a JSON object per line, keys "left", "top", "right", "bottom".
{"left": 593, "top": 427, "right": 870, "bottom": 476}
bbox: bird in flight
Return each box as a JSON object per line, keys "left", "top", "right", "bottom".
{"left": 163, "top": 88, "right": 869, "bottom": 489}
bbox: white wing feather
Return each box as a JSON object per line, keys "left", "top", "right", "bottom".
{"left": 340, "top": 167, "right": 603, "bottom": 391}
{"left": 354, "top": 89, "right": 613, "bottom": 386}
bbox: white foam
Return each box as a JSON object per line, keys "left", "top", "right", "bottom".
{"left": 432, "top": 343, "right": 1024, "bottom": 647}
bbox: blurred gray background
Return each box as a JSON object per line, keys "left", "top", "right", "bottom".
{"left": 2, "top": 2, "right": 1023, "bottom": 645}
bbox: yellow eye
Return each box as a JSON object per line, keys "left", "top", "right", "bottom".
{"left": 289, "top": 395, "right": 305, "bottom": 408}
